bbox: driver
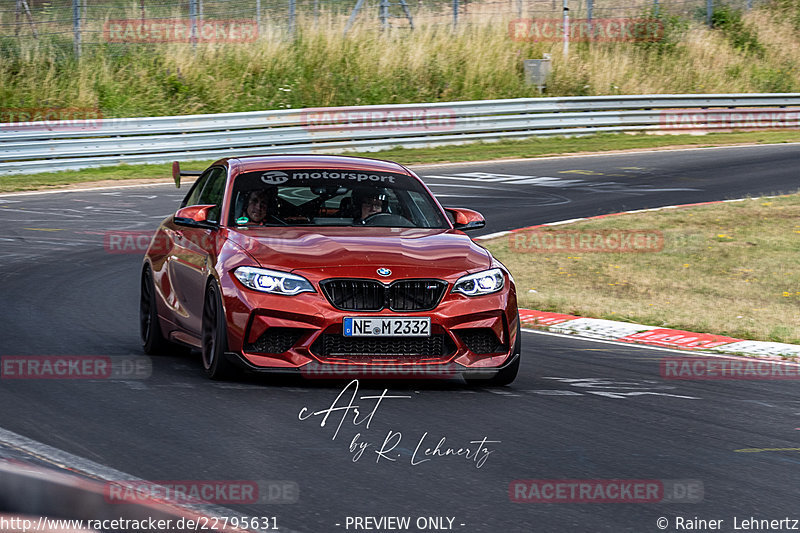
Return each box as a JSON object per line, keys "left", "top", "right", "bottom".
{"left": 242, "top": 189, "right": 275, "bottom": 224}
{"left": 352, "top": 189, "right": 386, "bottom": 224}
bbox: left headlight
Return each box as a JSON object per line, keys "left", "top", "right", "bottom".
{"left": 452, "top": 268, "right": 505, "bottom": 297}
{"left": 233, "top": 266, "right": 315, "bottom": 296}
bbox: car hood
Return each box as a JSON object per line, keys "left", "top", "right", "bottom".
{"left": 225, "top": 226, "right": 491, "bottom": 278}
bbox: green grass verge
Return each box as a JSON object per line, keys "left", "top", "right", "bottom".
{"left": 482, "top": 193, "right": 800, "bottom": 346}
{"left": 3, "top": 130, "right": 800, "bottom": 193}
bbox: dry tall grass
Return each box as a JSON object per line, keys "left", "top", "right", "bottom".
{"left": 1, "top": 2, "right": 799, "bottom": 117}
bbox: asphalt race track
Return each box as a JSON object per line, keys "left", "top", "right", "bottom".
{"left": 1, "top": 144, "right": 800, "bottom": 533}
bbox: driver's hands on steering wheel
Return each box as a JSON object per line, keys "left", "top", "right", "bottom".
{"left": 360, "top": 212, "right": 384, "bottom": 225}
{"left": 360, "top": 212, "right": 414, "bottom": 227}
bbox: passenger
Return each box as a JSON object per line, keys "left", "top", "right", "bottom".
{"left": 352, "top": 190, "right": 386, "bottom": 223}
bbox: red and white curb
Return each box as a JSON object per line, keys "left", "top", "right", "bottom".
{"left": 519, "top": 309, "right": 800, "bottom": 361}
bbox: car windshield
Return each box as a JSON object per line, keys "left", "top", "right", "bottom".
{"left": 228, "top": 169, "right": 449, "bottom": 228}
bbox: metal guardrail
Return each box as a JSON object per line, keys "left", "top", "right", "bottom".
{"left": 2, "top": 94, "right": 800, "bottom": 175}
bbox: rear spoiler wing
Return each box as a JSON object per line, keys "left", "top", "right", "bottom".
{"left": 172, "top": 161, "right": 203, "bottom": 188}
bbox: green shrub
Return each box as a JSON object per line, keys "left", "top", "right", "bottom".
{"left": 710, "top": 3, "right": 765, "bottom": 55}
{"left": 634, "top": 9, "right": 690, "bottom": 55}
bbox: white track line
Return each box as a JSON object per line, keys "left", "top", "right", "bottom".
{"left": 3, "top": 142, "right": 798, "bottom": 198}
{"left": 522, "top": 328, "right": 800, "bottom": 366}
{"left": 475, "top": 195, "right": 788, "bottom": 240}
{"left": 0, "top": 181, "right": 180, "bottom": 198}
{"left": 411, "top": 141, "right": 800, "bottom": 169}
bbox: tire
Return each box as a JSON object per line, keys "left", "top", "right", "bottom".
{"left": 140, "top": 266, "right": 171, "bottom": 355}
{"left": 466, "top": 322, "right": 521, "bottom": 387}
{"left": 201, "top": 281, "right": 237, "bottom": 380}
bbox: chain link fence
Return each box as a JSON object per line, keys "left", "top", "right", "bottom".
{"left": 2, "top": 0, "right": 767, "bottom": 57}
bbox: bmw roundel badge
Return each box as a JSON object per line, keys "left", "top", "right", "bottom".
{"left": 377, "top": 268, "right": 392, "bottom": 277}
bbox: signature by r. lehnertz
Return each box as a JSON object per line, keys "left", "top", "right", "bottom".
{"left": 298, "top": 379, "right": 499, "bottom": 468}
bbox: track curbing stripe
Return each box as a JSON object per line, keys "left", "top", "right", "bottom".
{"left": 519, "top": 309, "right": 799, "bottom": 361}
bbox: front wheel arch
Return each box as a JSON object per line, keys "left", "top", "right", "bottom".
{"left": 200, "top": 277, "right": 237, "bottom": 380}
{"left": 140, "top": 263, "right": 171, "bottom": 355}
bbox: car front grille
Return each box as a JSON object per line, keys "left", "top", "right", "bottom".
{"left": 244, "top": 327, "right": 306, "bottom": 354}
{"left": 390, "top": 280, "right": 446, "bottom": 311}
{"left": 320, "top": 279, "right": 447, "bottom": 312}
{"left": 311, "top": 334, "right": 456, "bottom": 358}
{"left": 457, "top": 328, "right": 507, "bottom": 355}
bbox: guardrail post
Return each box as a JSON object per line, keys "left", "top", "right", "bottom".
{"left": 587, "top": 0, "right": 592, "bottom": 22}
{"left": 15, "top": 0, "right": 21, "bottom": 36}
{"left": 289, "top": 0, "right": 296, "bottom": 35}
{"left": 379, "top": 0, "right": 389, "bottom": 29}
{"left": 344, "top": 0, "right": 365, "bottom": 34}
{"left": 654, "top": 0, "right": 659, "bottom": 17}
{"left": 189, "top": 0, "right": 198, "bottom": 46}
{"left": 256, "top": 0, "right": 262, "bottom": 36}
{"left": 452, "top": 0, "right": 459, "bottom": 28}
{"left": 15, "top": 0, "right": 39, "bottom": 39}
{"left": 563, "top": 0, "right": 569, "bottom": 58}
{"left": 706, "top": 0, "right": 713, "bottom": 26}
{"left": 72, "top": 0, "right": 81, "bottom": 59}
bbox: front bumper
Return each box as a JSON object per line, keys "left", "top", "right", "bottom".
{"left": 219, "top": 273, "right": 519, "bottom": 376}
{"left": 223, "top": 351, "right": 521, "bottom": 380}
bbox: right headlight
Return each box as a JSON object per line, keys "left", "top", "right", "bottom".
{"left": 233, "top": 266, "right": 315, "bottom": 296}
{"left": 451, "top": 268, "right": 505, "bottom": 297}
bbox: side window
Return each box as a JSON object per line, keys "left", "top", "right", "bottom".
{"left": 408, "top": 191, "right": 446, "bottom": 228}
{"left": 181, "top": 171, "right": 212, "bottom": 208}
{"left": 198, "top": 167, "right": 227, "bottom": 223}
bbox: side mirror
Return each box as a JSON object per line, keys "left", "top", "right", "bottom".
{"left": 174, "top": 204, "right": 218, "bottom": 229}
{"left": 444, "top": 208, "right": 486, "bottom": 231}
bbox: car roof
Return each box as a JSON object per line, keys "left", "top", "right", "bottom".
{"left": 214, "top": 155, "right": 413, "bottom": 176}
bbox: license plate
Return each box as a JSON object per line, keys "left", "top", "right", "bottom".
{"left": 343, "top": 317, "right": 431, "bottom": 337}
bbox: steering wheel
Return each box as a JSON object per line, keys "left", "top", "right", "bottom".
{"left": 361, "top": 213, "right": 413, "bottom": 227}
{"left": 264, "top": 214, "right": 288, "bottom": 225}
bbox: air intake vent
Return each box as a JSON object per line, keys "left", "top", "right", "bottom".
{"left": 311, "top": 334, "right": 456, "bottom": 357}
{"left": 457, "top": 329, "right": 507, "bottom": 355}
{"left": 244, "top": 328, "right": 305, "bottom": 354}
{"left": 320, "top": 279, "right": 447, "bottom": 312}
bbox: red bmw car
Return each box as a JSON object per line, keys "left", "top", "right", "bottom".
{"left": 140, "top": 155, "right": 520, "bottom": 384}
